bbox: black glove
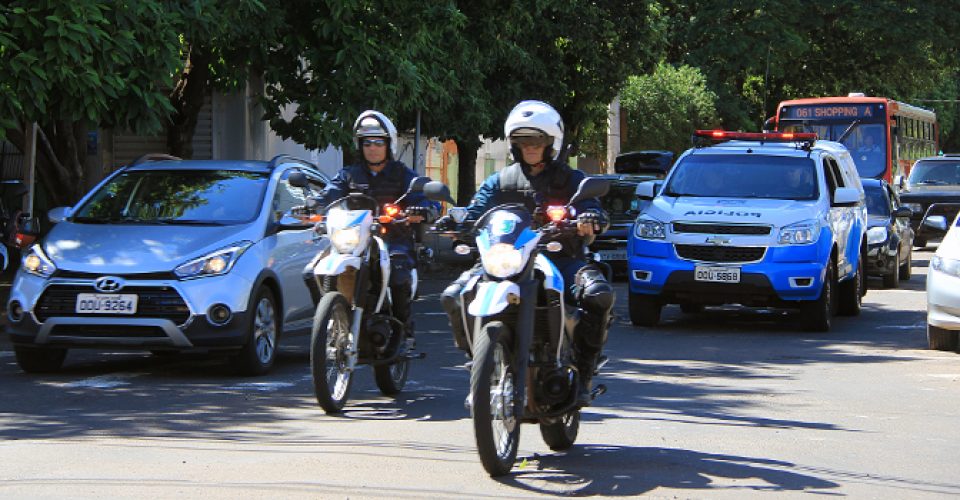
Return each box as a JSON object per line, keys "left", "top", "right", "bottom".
{"left": 406, "top": 205, "right": 436, "bottom": 223}
{"left": 577, "top": 211, "right": 605, "bottom": 232}
{"left": 435, "top": 215, "right": 457, "bottom": 230}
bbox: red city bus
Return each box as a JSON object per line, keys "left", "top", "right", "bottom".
{"left": 771, "top": 94, "right": 938, "bottom": 183}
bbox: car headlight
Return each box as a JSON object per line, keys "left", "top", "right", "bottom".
{"left": 330, "top": 227, "right": 362, "bottom": 254}
{"left": 931, "top": 255, "right": 960, "bottom": 278}
{"left": 174, "top": 241, "right": 252, "bottom": 279}
{"left": 903, "top": 203, "right": 922, "bottom": 214}
{"left": 481, "top": 243, "right": 524, "bottom": 278}
{"left": 634, "top": 217, "right": 666, "bottom": 240}
{"left": 22, "top": 245, "right": 56, "bottom": 278}
{"left": 779, "top": 219, "right": 820, "bottom": 245}
{"left": 867, "top": 227, "right": 888, "bottom": 245}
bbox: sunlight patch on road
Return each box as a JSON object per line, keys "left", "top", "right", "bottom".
{"left": 222, "top": 381, "right": 298, "bottom": 392}
{"left": 876, "top": 323, "right": 925, "bottom": 330}
{"left": 43, "top": 374, "right": 141, "bottom": 389}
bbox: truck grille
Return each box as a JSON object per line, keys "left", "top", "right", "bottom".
{"left": 675, "top": 244, "right": 766, "bottom": 263}
{"left": 672, "top": 222, "right": 771, "bottom": 235}
{"left": 35, "top": 285, "right": 190, "bottom": 324}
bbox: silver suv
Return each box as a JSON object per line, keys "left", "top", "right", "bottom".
{"left": 6, "top": 155, "right": 329, "bottom": 375}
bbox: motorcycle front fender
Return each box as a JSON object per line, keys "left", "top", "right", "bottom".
{"left": 468, "top": 280, "right": 520, "bottom": 318}
{"left": 314, "top": 253, "right": 363, "bottom": 276}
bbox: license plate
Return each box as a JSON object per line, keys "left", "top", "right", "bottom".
{"left": 75, "top": 293, "right": 139, "bottom": 314}
{"left": 598, "top": 249, "right": 627, "bottom": 261}
{"left": 694, "top": 266, "right": 741, "bottom": 283}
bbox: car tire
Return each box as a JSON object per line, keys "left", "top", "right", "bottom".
{"left": 14, "top": 346, "right": 67, "bottom": 373}
{"left": 802, "top": 262, "right": 835, "bottom": 332}
{"left": 883, "top": 250, "right": 900, "bottom": 288}
{"left": 898, "top": 246, "right": 912, "bottom": 281}
{"left": 927, "top": 324, "right": 958, "bottom": 351}
{"left": 838, "top": 257, "right": 863, "bottom": 316}
{"left": 231, "top": 287, "right": 280, "bottom": 376}
{"left": 629, "top": 292, "right": 661, "bottom": 327}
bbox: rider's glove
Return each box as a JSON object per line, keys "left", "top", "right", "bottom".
{"left": 577, "top": 211, "right": 605, "bottom": 233}
{"left": 406, "top": 205, "right": 436, "bottom": 223}
{"left": 435, "top": 215, "right": 457, "bottom": 230}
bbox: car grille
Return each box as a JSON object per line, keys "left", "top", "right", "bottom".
{"left": 49, "top": 325, "right": 167, "bottom": 338}
{"left": 35, "top": 285, "right": 190, "bottom": 324}
{"left": 675, "top": 244, "right": 766, "bottom": 263}
{"left": 52, "top": 270, "right": 178, "bottom": 280}
{"left": 672, "top": 222, "right": 771, "bottom": 235}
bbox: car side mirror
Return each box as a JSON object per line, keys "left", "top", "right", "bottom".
{"left": 635, "top": 181, "right": 657, "bottom": 200}
{"left": 288, "top": 171, "right": 309, "bottom": 188}
{"left": 922, "top": 215, "right": 948, "bottom": 232}
{"left": 893, "top": 206, "right": 912, "bottom": 218}
{"left": 832, "top": 187, "right": 860, "bottom": 207}
{"left": 48, "top": 206, "right": 72, "bottom": 224}
{"left": 277, "top": 213, "right": 313, "bottom": 231}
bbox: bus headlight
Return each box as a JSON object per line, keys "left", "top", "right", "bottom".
{"left": 481, "top": 243, "right": 523, "bottom": 278}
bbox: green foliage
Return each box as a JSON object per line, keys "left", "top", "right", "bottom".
{"left": 619, "top": 62, "right": 720, "bottom": 156}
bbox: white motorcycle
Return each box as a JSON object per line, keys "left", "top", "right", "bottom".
{"left": 443, "top": 177, "right": 611, "bottom": 476}
{"left": 300, "top": 175, "right": 452, "bottom": 414}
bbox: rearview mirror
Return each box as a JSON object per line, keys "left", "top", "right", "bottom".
{"left": 277, "top": 213, "right": 313, "bottom": 231}
{"left": 832, "top": 187, "right": 860, "bottom": 207}
{"left": 568, "top": 178, "right": 610, "bottom": 207}
{"left": 287, "top": 171, "right": 309, "bottom": 188}
{"left": 407, "top": 176, "right": 431, "bottom": 193}
{"left": 423, "top": 181, "right": 456, "bottom": 204}
{"left": 635, "top": 181, "right": 657, "bottom": 200}
{"left": 922, "top": 215, "right": 948, "bottom": 232}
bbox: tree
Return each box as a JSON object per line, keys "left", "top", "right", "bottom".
{"left": 618, "top": 62, "right": 720, "bottom": 156}
{"left": 0, "top": 1, "right": 183, "bottom": 206}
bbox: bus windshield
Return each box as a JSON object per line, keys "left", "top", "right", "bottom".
{"left": 782, "top": 122, "right": 887, "bottom": 179}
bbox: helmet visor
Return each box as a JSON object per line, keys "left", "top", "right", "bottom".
{"left": 510, "top": 135, "right": 552, "bottom": 148}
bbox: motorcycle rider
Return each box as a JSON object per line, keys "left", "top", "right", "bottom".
{"left": 438, "top": 100, "right": 614, "bottom": 406}
{"left": 313, "top": 110, "right": 437, "bottom": 341}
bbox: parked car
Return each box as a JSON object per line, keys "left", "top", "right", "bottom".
{"left": 897, "top": 155, "right": 960, "bottom": 248}
{"left": 862, "top": 178, "right": 914, "bottom": 288}
{"left": 628, "top": 131, "right": 867, "bottom": 331}
{"left": 589, "top": 151, "right": 674, "bottom": 275}
{"left": 6, "top": 154, "right": 329, "bottom": 374}
{"left": 926, "top": 211, "right": 960, "bottom": 351}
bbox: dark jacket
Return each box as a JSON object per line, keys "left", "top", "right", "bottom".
{"left": 317, "top": 160, "right": 432, "bottom": 255}
{"left": 466, "top": 161, "right": 605, "bottom": 220}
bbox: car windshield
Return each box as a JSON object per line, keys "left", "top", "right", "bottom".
{"left": 71, "top": 170, "right": 269, "bottom": 224}
{"left": 600, "top": 181, "right": 651, "bottom": 221}
{"left": 908, "top": 160, "right": 960, "bottom": 186}
{"left": 663, "top": 154, "right": 818, "bottom": 200}
{"left": 864, "top": 186, "right": 890, "bottom": 216}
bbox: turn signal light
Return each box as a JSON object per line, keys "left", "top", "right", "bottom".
{"left": 546, "top": 206, "right": 566, "bottom": 222}
{"left": 383, "top": 204, "right": 401, "bottom": 217}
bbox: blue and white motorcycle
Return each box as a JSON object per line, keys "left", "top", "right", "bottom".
{"left": 445, "top": 177, "right": 610, "bottom": 476}
{"left": 300, "top": 176, "right": 451, "bottom": 414}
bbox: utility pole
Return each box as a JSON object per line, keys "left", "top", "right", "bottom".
{"left": 23, "top": 122, "right": 37, "bottom": 215}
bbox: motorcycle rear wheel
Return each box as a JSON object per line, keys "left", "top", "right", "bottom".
{"left": 311, "top": 292, "right": 354, "bottom": 414}
{"left": 471, "top": 321, "right": 520, "bottom": 477}
{"left": 539, "top": 410, "right": 580, "bottom": 451}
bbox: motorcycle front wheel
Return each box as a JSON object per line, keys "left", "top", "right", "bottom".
{"left": 311, "top": 292, "right": 355, "bottom": 414}
{"left": 471, "top": 321, "right": 520, "bottom": 477}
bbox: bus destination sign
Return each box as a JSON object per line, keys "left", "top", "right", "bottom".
{"left": 781, "top": 104, "right": 884, "bottom": 121}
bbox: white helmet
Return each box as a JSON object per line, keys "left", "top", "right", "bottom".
{"left": 504, "top": 100, "right": 564, "bottom": 160}
{"left": 353, "top": 110, "right": 399, "bottom": 158}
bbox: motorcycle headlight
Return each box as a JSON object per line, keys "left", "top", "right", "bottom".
{"left": 931, "top": 255, "right": 960, "bottom": 278}
{"left": 867, "top": 227, "right": 888, "bottom": 245}
{"left": 481, "top": 243, "right": 524, "bottom": 278}
{"left": 22, "top": 245, "right": 56, "bottom": 278}
{"left": 330, "top": 227, "right": 362, "bottom": 254}
{"left": 174, "top": 241, "right": 252, "bottom": 279}
{"left": 634, "top": 217, "right": 666, "bottom": 240}
{"left": 779, "top": 219, "right": 820, "bottom": 245}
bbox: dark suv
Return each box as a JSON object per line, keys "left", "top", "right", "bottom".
{"left": 589, "top": 151, "right": 673, "bottom": 275}
{"left": 897, "top": 155, "right": 960, "bottom": 247}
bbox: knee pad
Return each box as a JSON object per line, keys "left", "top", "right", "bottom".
{"left": 576, "top": 267, "right": 614, "bottom": 314}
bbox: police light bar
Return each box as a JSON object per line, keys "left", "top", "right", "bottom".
{"left": 694, "top": 130, "right": 817, "bottom": 142}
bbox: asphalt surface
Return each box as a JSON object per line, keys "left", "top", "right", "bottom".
{"left": 1, "top": 248, "right": 958, "bottom": 498}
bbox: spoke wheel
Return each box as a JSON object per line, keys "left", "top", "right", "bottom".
{"left": 311, "top": 292, "right": 355, "bottom": 414}
{"left": 471, "top": 321, "right": 520, "bottom": 477}
{"left": 374, "top": 357, "right": 410, "bottom": 396}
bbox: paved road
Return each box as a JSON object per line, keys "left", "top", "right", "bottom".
{"left": 1, "top": 249, "right": 958, "bottom": 498}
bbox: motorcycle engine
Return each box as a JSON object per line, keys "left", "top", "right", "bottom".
{"left": 535, "top": 366, "right": 574, "bottom": 405}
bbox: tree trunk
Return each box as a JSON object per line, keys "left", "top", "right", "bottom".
{"left": 7, "top": 122, "right": 86, "bottom": 207}
{"left": 454, "top": 136, "right": 480, "bottom": 206}
{"left": 167, "top": 46, "right": 212, "bottom": 159}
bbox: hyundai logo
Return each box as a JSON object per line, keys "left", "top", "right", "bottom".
{"left": 94, "top": 276, "right": 125, "bottom": 293}
{"left": 705, "top": 236, "right": 731, "bottom": 246}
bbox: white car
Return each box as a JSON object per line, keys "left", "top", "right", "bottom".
{"left": 927, "top": 212, "right": 960, "bottom": 350}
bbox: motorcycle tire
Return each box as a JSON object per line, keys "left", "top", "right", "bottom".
{"left": 471, "top": 321, "right": 520, "bottom": 477}
{"left": 311, "top": 292, "right": 355, "bottom": 414}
